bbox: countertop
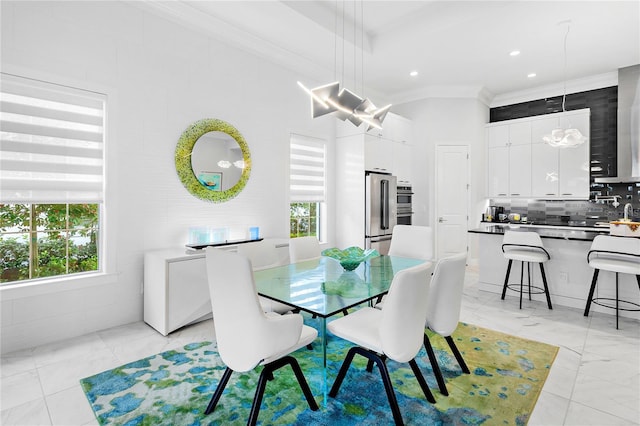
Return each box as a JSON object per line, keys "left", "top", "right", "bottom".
{"left": 468, "top": 222, "right": 610, "bottom": 241}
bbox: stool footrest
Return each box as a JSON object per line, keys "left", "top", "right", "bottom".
{"left": 505, "top": 284, "right": 548, "bottom": 296}
{"left": 590, "top": 298, "right": 640, "bottom": 312}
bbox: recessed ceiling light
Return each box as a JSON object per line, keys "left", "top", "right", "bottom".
{"left": 409, "top": 70, "right": 418, "bottom": 77}
{"left": 510, "top": 50, "right": 521, "bottom": 56}
{"left": 527, "top": 73, "right": 537, "bottom": 78}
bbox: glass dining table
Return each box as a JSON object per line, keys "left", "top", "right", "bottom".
{"left": 253, "top": 254, "right": 430, "bottom": 403}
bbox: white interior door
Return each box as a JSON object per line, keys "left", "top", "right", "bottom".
{"left": 435, "top": 145, "right": 469, "bottom": 259}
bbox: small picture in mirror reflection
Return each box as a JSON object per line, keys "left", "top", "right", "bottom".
{"left": 197, "top": 172, "right": 222, "bottom": 191}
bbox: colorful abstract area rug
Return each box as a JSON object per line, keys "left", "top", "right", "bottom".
{"left": 80, "top": 323, "right": 558, "bottom": 425}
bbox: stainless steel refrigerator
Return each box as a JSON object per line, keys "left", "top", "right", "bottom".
{"left": 365, "top": 171, "right": 397, "bottom": 255}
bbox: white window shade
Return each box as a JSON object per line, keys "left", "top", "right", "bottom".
{"left": 0, "top": 73, "right": 105, "bottom": 203}
{"left": 290, "top": 134, "right": 326, "bottom": 203}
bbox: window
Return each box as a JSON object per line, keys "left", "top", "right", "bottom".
{"left": 290, "top": 202, "right": 319, "bottom": 238}
{"left": 0, "top": 204, "right": 99, "bottom": 282}
{"left": 289, "top": 134, "right": 325, "bottom": 239}
{"left": 0, "top": 73, "right": 105, "bottom": 284}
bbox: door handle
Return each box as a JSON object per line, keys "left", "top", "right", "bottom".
{"left": 381, "top": 179, "right": 389, "bottom": 229}
{"left": 438, "top": 217, "right": 447, "bottom": 223}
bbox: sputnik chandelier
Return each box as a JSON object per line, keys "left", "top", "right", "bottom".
{"left": 298, "top": 0, "right": 391, "bottom": 130}
{"left": 542, "top": 20, "right": 586, "bottom": 148}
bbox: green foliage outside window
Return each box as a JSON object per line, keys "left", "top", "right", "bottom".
{"left": 290, "top": 202, "right": 319, "bottom": 238}
{"left": 0, "top": 204, "right": 99, "bottom": 284}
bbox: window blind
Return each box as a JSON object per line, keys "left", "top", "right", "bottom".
{"left": 289, "top": 134, "right": 326, "bottom": 203}
{"left": 0, "top": 73, "right": 105, "bottom": 203}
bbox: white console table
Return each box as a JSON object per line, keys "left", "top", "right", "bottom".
{"left": 143, "top": 239, "right": 289, "bottom": 335}
{"left": 144, "top": 249, "right": 209, "bottom": 336}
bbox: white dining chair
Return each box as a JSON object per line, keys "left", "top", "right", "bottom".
{"left": 388, "top": 225, "right": 434, "bottom": 260}
{"left": 236, "top": 240, "right": 292, "bottom": 314}
{"left": 327, "top": 261, "right": 435, "bottom": 425}
{"left": 289, "top": 236, "right": 321, "bottom": 263}
{"left": 203, "top": 247, "right": 319, "bottom": 425}
{"left": 422, "top": 252, "right": 470, "bottom": 396}
{"left": 501, "top": 230, "right": 553, "bottom": 310}
{"left": 584, "top": 235, "right": 640, "bottom": 329}
{"left": 375, "top": 225, "right": 434, "bottom": 307}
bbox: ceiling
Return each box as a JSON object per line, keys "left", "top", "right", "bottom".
{"left": 139, "top": 1, "right": 640, "bottom": 105}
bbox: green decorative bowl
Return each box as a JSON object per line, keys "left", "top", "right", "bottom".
{"left": 321, "top": 246, "right": 380, "bottom": 271}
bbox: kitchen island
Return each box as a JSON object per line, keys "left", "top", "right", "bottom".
{"left": 469, "top": 223, "right": 640, "bottom": 321}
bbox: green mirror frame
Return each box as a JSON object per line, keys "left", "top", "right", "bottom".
{"left": 175, "top": 118, "right": 251, "bottom": 203}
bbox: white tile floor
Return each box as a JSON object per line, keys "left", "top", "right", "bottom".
{"left": 1, "top": 267, "right": 639, "bottom": 425}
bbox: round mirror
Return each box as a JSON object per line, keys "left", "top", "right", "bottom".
{"left": 175, "top": 119, "right": 251, "bottom": 203}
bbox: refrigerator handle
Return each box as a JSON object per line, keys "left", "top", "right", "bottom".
{"left": 381, "top": 179, "right": 389, "bottom": 230}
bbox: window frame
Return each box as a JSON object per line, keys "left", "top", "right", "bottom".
{"left": 289, "top": 134, "right": 327, "bottom": 241}
{"left": 0, "top": 72, "right": 111, "bottom": 288}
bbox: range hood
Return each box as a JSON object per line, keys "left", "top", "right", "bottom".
{"left": 595, "top": 65, "right": 640, "bottom": 183}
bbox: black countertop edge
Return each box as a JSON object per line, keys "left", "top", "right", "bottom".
{"left": 478, "top": 220, "right": 608, "bottom": 228}
{"left": 468, "top": 224, "right": 609, "bottom": 241}
{"left": 186, "top": 238, "right": 263, "bottom": 250}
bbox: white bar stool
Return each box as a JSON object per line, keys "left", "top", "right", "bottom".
{"left": 501, "top": 230, "right": 553, "bottom": 309}
{"left": 583, "top": 235, "right": 640, "bottom": 329}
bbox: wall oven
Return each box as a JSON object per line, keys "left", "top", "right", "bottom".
{"left": 397, "top": 183, "right": 413, "bottom": 225}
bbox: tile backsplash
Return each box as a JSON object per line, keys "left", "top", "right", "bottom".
{"left": 490, "top": 182, "right": 639, "bottom": 226}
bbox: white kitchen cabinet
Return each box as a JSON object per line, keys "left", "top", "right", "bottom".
{"left": 488, "top": 124, "right": 509, "bottom": 148}
{"left": 530, "top": 110, "right": 590, "bottom": 199}
{"left": 386, "top": 113, "right": 412, "bottom": 143}
{"left": 558, "top": 111, "right": 590, "bottom": 198}
{"left": 486, "top": 120, "right": 531, "bottom": 197}
{"left": 364, "top": 135, "right": 394, "bottom": 173}
{"left": 144, "top": 249, "right": 210, "bottom": 336}
{"left": 487, "top": 146, "right": 509, "bottom": 197}
{"left": 509, "top": 143, "right": 532, "bottom": 196}
{"left": 487, "top": 108, "right": 590, "bottom": 199}
{"left": 531, "top": 116, "right": 560, "bottom": 197}
{"left": 531, "top": 142, "right": 559, "bottom": 197}
{"left": 335, "top": 112, "right": 414, "bottom": 249}
{"left": 335, "top": 135, "right": 367, "bottom": 249}
{"left": 393, "top": 140, "right": 413, "bottom": 183}
{"left": 508, "top": 121, "right": 532, "bottom": 146}
{"left": 338, "top": 111, "right": 413, "bottom": 176}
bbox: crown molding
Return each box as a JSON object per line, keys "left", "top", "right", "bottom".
{"left": 390, "top": 85, "right": 492, "bottom": 106}
{"left": 134, "top": 1, "right": 333, "bottom": 83}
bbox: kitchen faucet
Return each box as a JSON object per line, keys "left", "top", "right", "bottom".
{"left": 594, "top": 195, "right": 621, "bottom": 207}
{"left": 623, "top": 203, "right": 633, "bottom": 221}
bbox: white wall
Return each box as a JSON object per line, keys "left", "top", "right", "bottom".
{"left": 0, "top": 1, "right": 336, "bottom": 353}
{"left": 392, "top": 98, "right": 489, "bottom": 264}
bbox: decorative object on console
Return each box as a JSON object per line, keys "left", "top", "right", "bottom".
{"left": 297, "top": 1, "right": 390, "bottom": 130}
{"left": 175, "top": 118, "right": 251, "bottom": 203}
{"left": 542, "top": 20, "right": 587, "bottom": 148}
{"left": 321, "top": 246, "right": 379, "bottom": 271}
{"left": 188, "top": 226, "right": 230, "bottom": 245}
{"left": 249, "top": 226, "right": 260, "bottom": 240}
